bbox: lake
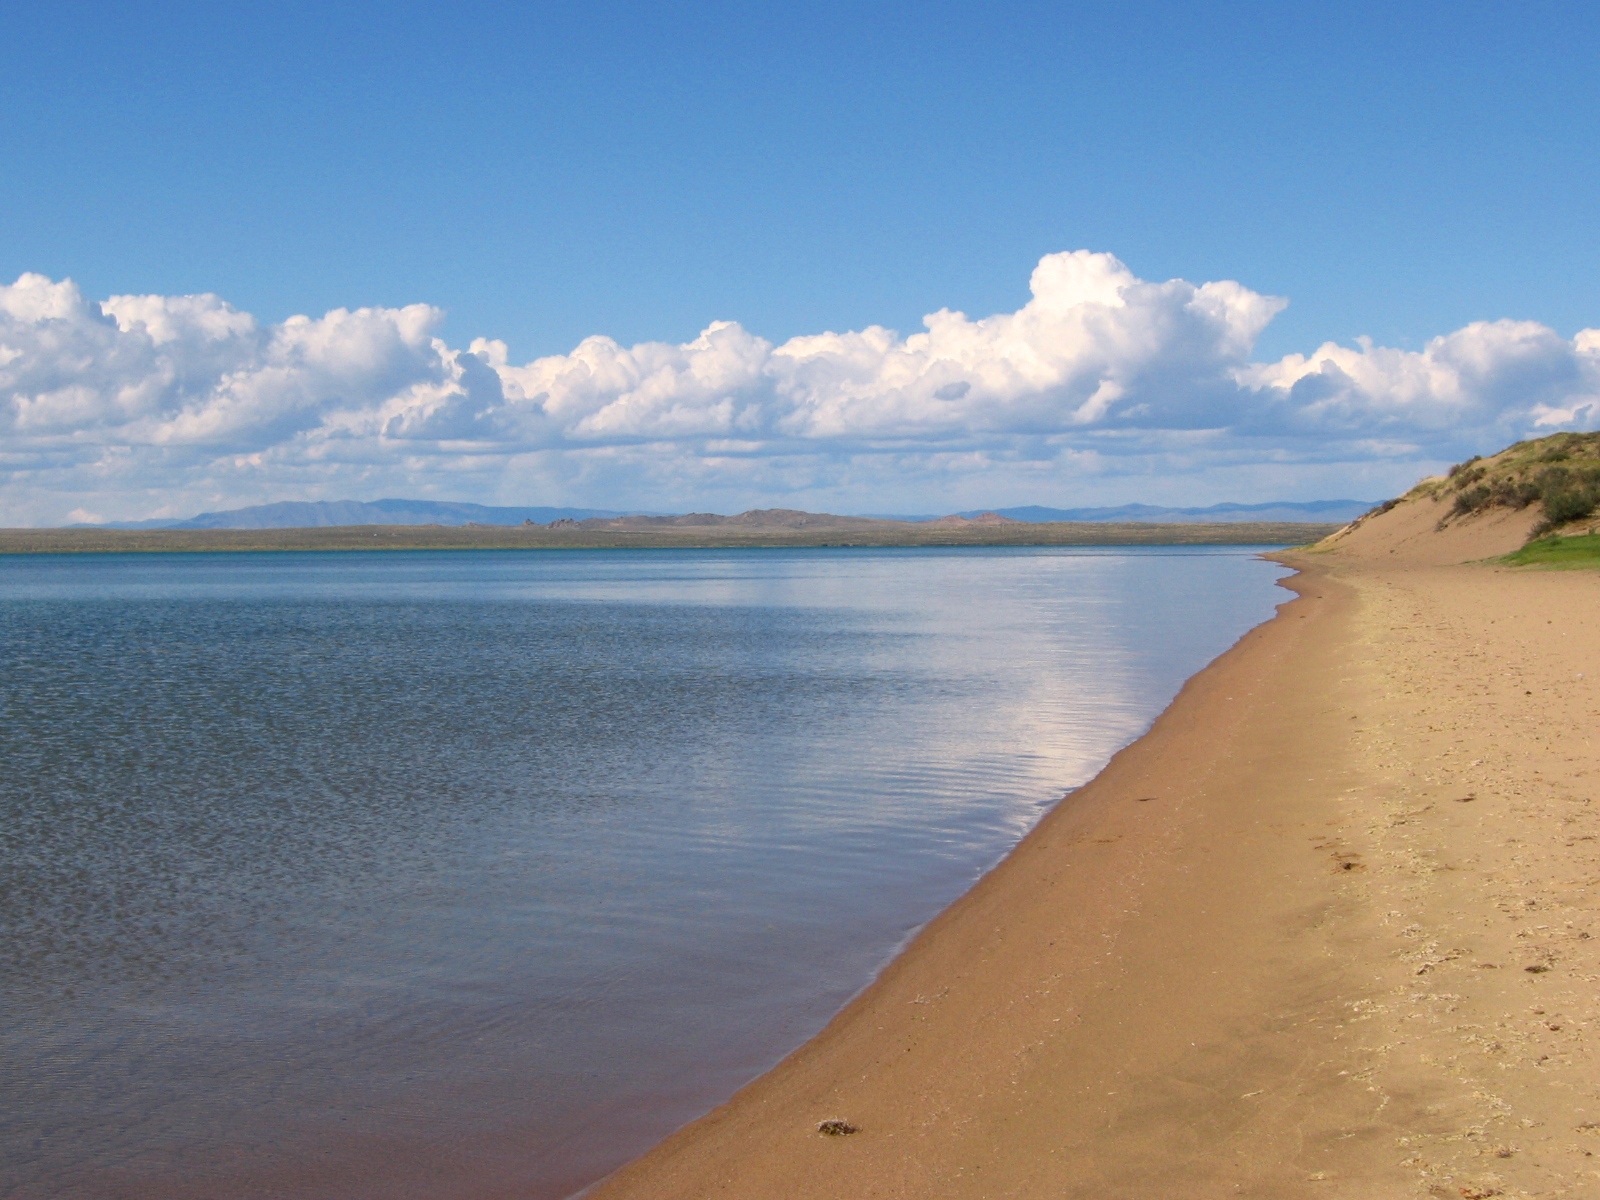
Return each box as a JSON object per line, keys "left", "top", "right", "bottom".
{"left": 0, "top": 546, "right": 1291, "bottom": 1199}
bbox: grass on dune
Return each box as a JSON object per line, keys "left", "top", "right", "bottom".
{"left": 1501, "top": 532, "right": 1600, "bottom": 569}
{"left": 1433, "top": 431, "right": 1600, "bottom": 537}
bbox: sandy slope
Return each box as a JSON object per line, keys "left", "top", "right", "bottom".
{"left": 1316, "top": 493, "right": 1542, "bottom": 566}
{"left": 585, "top": 499, "right": 1600, "bottom": 1200}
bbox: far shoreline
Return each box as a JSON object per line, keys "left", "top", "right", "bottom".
{"left": 0, "top": 520, "right": 1341, "bottom": 555}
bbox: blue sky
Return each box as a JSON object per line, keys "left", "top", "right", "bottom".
{"left": 2, "top": 0, "right": 1599, "bottom": 523}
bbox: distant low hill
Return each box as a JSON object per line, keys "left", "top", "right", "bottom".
{"left": 957, "top": 501, "right": 1378, "bottom": 524}
{"left": 92, "top": 499, "right": 639, "bottom": 530}
{"left": 82, "top": 497, "right": 1379, "bottom": 531}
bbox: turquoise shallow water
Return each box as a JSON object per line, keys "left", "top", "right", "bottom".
{"left": 0, "top": 546, "right": 1291, "bottom": 1199}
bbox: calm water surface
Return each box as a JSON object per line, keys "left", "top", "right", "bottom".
{"left": 0, "top": 547, "right": 1291, "bottom": 1199}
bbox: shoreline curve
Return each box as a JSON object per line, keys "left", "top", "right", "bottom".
{"left": 581, "top": 539, "right": 1600, "bottom": 1199}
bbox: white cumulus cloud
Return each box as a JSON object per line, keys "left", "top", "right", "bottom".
{"left": 2, "top": 251, "right": 1597, "bottom": 524}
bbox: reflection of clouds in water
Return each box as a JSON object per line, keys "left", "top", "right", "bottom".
{"left": 543, "top": 548, "right": 1287, "bottom": 852}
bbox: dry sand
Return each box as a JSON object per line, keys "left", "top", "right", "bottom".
{"left": 587, "top": 496, "right": 1600, "bottom": 1200}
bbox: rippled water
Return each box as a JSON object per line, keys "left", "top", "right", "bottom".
{"left": 0, "top": 546, "right": 1290, "bottom": 1199}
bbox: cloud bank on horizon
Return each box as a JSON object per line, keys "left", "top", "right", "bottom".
{"left": 3, "top": 250, "right": 1598, "bottom": 525}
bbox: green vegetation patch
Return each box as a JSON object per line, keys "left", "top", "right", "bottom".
{"left": 1500, "top": 532, "right": 1600, "bottom": 569}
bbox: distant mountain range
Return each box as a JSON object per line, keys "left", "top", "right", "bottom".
{"left": 80, "top": 497, "right": 1379, "bottom": 530}
{"left": 90, "top": 499, "right": 641, "bottom": 530}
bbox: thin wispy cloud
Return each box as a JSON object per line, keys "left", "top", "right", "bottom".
{"left": 3, "top": 251, "right": 1597, "bottom": 525}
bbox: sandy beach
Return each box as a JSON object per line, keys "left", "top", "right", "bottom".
{"left": 588, "top": 496, "right": 1600, "bottom": 1199}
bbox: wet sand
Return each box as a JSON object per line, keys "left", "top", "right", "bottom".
{"left": 588, "top": 499, "right": 1600, "bottom": 1199}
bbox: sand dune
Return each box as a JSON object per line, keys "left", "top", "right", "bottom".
{"left": 585, "top": 487, "right": 1600, "bottom": 1198}
{"left": 1319, "top": 491, "right": 1540, "bottom": 566}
